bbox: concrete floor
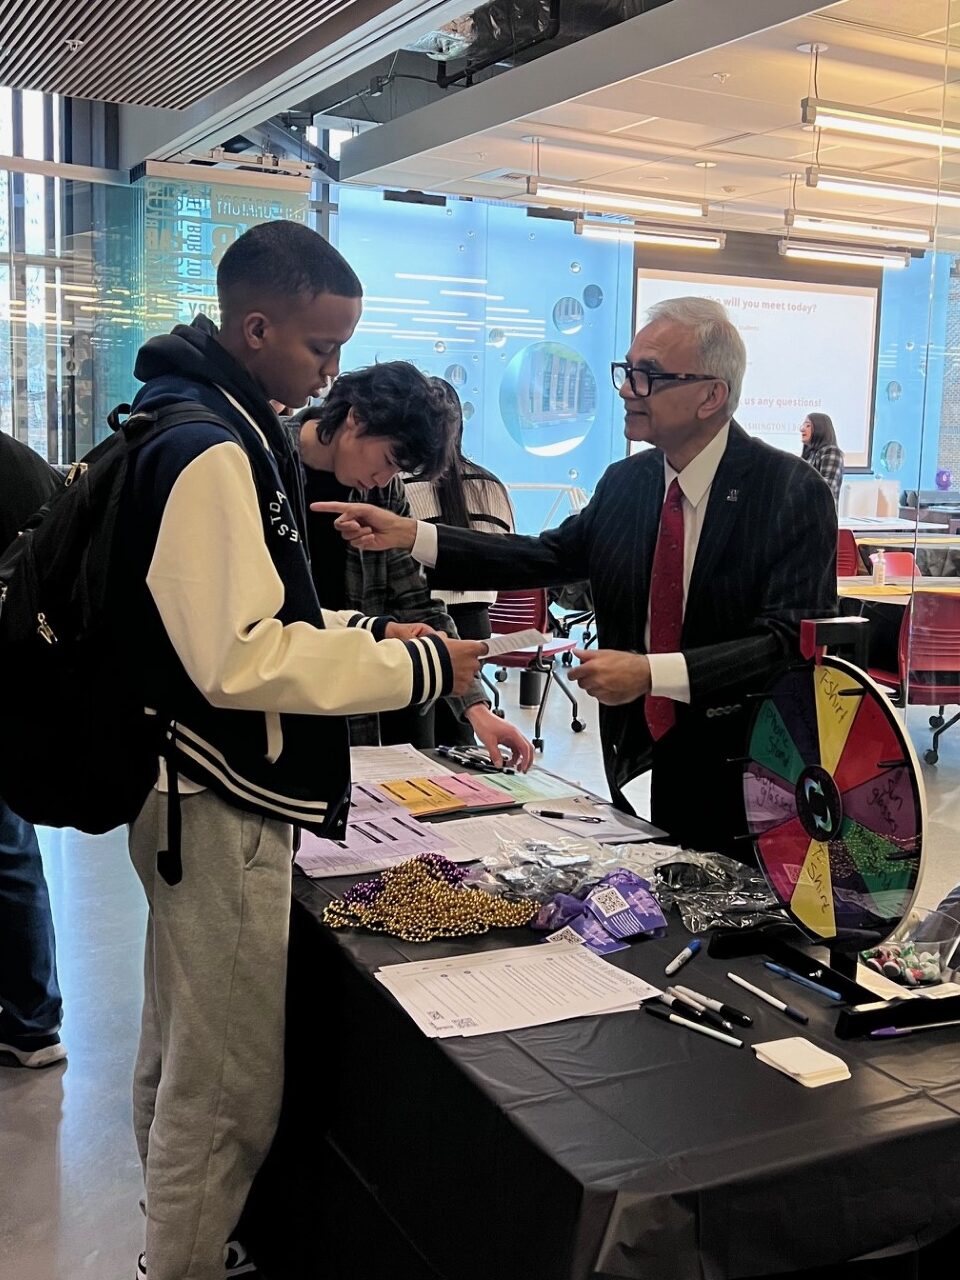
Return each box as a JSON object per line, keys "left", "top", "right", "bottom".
{"left": 1, "top": 671, "right": 958, "bottom": 1280}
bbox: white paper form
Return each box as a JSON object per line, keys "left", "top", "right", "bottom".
{"left": 376, "top": 944, "right": 661, "bottom": 1037}
{"left": 522, "top": 797, "right": 666, "bottom": 844}
{"left": 349, "top": 743, "right": 457, "bottom": 784}
{"left": 438, "top": 811, "right": 571, "bottom": 859}
{"left": 482, "top": 629, "right": 549, "bottom": 658}
{"left": 295, "top": 812, "right": 473, "bottom": 879}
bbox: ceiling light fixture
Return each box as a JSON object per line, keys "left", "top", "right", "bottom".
{"left": 574, "top": 218, "right": 725, "bottom": 248}
{"left": 785, "top": 210, "right": 932, "bottom": 246}
{"left": 525, "top": 178, "right": 706, "bottom": 219}
{"left": 806, "top": 167, "right": 960, "bottom": 210}
{"left": 801, "top": 98, "right": 960, "bottom": 150}
{"left": 778, "top": 239, "right": 910, "bottom": 269}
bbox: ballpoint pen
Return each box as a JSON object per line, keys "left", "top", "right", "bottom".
{"left": 763, "top": 961, "right": 844, "bottom": 1002}
{"left": 530, "top": 809, "right": 603, "bottom": 823}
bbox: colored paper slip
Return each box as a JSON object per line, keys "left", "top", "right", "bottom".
{"left": 376, "top": 777, "right": 467, "bottom": 817}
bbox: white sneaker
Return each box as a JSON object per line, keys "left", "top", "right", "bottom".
{"left": 0, "top": 1032, "right": 66, "bottom": 1068}
{"left": 136, "top": 1241, "right": 256, "bottom": 1278}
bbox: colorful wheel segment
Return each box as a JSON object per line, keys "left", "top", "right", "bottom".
{"left": 743, "top": 657, "right": 924, "bottom": 946}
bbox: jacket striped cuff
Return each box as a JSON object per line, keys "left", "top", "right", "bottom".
{"left": 345, "top": 611, "right": 394, "bottom": 640}
{"left": 404, "top": 634, "right": 454, "bottom": 705}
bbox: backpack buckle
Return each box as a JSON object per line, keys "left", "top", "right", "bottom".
{"left": 65, "top": 461, "right": 88, "bottom": 487}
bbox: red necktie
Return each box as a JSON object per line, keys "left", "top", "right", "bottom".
{"left": 645, "top": 478, "right": 684, "bottom": 741}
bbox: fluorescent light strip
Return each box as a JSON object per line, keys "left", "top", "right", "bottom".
{"left": 806, "top": 167, "right": 960, "bottom": 211}
{"left": 363, "top": 306, "right": 468, "bottom": 316}
{"left": 786, "top": 210, "right": 932, "bottom": 246}
{"left": 576, "top": 218, "right": 724, "bottom": 248}
{"left": 409, "top": 316, "right": 487, "bottom": 326}
{"left": 389, "top": 334, "right": 475, "bottom": 344}
{"left": 363, "top": 296, "right": 430, "bottom": 305}
{"left": 778, "top": 239, "right": 909, "bottom": 269}
{"left": 395, "top": 273, "right": 487, "bottom": 285}
{"left": 486, "top": 307, "right": 530, "bottom": 314}
{"left": 528, "top": 182, "right": 705, "bottom": 219}
{"left": 802, "top": 97, "right": 960, "bottom": 151}
{"left": 440, "top": 290, "right": 505, "bottom": 300}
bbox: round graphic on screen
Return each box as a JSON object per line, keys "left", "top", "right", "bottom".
{"left": 553, "top": 297, "right": 584, "bottom": 335}
{"left": 499, "top": 342, "right": 597, "bottom": 457}
{"left": 583, "top": 284, "right": 604, "bottom": 309}
{"left": 462, "top": 401, "right": 475, "bottom": 421}
{"left": 487, "top": 328, "right": 507, "bottom": 348}
{"left": 445, "top": 363, "right": 468, "bottom": 387}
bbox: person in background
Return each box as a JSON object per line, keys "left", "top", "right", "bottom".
{"left": 405, "top": 379, "right": 517, "bottom": 747}
{"left": 290, "top": 364, "right": 532, "bottom": 769}
{"left": 0, "top": 432, "right": 66, "bottom": 1068}
{"left": 801, "top": 412, "right": 844, "bottom": 504}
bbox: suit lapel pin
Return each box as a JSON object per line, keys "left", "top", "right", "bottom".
{"left": 726, "top": 489, "right": 739, "bottom": 503}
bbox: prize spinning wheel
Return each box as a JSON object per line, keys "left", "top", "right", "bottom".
{"left": 743, "top": 657, "right": 925, "bottom": 947}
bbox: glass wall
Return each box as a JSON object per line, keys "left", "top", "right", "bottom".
{"left": 334, "top": 186, "right": 635, "bottom": 532}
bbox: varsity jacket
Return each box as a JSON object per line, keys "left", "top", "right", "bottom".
{"left": 117, "top": 318, "right": 454, "bottom": 839}
{"left": 283, "top": 417, "right": 485, "bottom": 746}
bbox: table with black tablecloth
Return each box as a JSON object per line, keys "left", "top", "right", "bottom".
{"left": 243, "top": 850, "right": 960, "bottom": 1280}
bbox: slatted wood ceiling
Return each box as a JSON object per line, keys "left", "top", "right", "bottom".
{"left": 0, "top": 0, "right": 359, "bottom": 109}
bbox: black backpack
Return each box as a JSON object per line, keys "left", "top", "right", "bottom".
{"left": 0, "top": 401, "right": 230, "bottom": 834}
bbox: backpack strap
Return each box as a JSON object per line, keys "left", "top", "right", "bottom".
{"left": 113, "top": 400, "right": 245, "bottom": 454}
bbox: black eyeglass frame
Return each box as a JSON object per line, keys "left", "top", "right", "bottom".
{"left": 610, "top": 363, "right": 726, "bottom": 398}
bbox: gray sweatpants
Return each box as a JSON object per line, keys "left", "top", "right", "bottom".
{"left": 129, "top": 788, "right": 293, "bottom": 1280}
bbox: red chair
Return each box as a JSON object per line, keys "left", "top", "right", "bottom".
{"left": 869, "top": 551, "right": 921, "bottom": 577}
{"left": 837, "top": 528, "right": 861, "bottom": 576}
{"left": 869, "top": 590, "right": 960, "bottom": 764}
{"left": 482, "top": 589, "right": 585, "bottom": 752}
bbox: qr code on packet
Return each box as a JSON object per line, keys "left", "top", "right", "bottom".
{"left": 590, "top": 887, "right": 629, "bottom": 917}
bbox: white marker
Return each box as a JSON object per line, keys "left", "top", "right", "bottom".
{"left": 644, "top": 1001, "right": 743, "bottom": 1047}
{"left": 727, "top": 972, "right": 808, "bottom": 1025}
{"left": 664, "top": 939, "right": 701, "bottom": 975}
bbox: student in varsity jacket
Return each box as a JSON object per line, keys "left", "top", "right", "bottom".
{"left": 116, "top": 220, "right": 485, "bottom": 1280}
{"left": 285, "top": 363, "right": 533, "bottom": 770}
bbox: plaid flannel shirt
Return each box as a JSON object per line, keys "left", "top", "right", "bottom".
{"left": 285, "top": 420, "right": 485, "bottom": 745}
{"left": 805, "top": 444, "right": 844, "bottom": 505}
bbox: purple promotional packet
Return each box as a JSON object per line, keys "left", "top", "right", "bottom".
{"left": 585, "top": 871, "right": 668, "bottom": 940}
{"left": 544, "top": 914, "right": 629, "bottom": 955}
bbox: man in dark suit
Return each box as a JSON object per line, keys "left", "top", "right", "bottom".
{"left": 314, "top": 298, "right": 838, "bottom": 854}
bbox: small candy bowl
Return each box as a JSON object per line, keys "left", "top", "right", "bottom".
{"left": 861, "top": 907, "right": 960, "bottom": 987}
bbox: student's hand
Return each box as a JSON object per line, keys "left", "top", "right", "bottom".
{"left": 465, "top": 704, "right": 535, "bottom": 773}
{"left": 567, "top": 649, "right": 651, "bottom": 705}
{"left": 310, "top": 501, "right": 417, "bottom": 552}
{"left": 434, "top": 637, "right": 487, "bottom": 697}
{"left": 384, "top": 621, "right": 438, "bottom": 641}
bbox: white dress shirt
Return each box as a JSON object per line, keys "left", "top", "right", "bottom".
{"left": 411, "top": 423, "right": 731, "bottom": 704}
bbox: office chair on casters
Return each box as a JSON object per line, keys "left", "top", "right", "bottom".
{"left": 482, "top": 589, "right": 584, "bottom": 752}
{"left": 547, "top": 581, "right": 596, "bottom": 664}
{"left": 868, "top": 590, "right": 960, "bottom": 765}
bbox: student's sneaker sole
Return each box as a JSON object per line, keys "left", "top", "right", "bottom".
{"left": 136, "top": 1241, "right": 257, "bottom": 1278}
{"left": 0, "top": 1036, "right": 66, "bottom": 1068}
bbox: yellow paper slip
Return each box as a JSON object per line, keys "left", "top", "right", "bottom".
{"left": 377, "top": 777, "right": 466, "bottom": 817}
{"left": 837, "top": 584, "right": 910, "bottom": 597}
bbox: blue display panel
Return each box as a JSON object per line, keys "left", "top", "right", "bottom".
{"left": 335, "top": 187, "right": 635, "bottom": 531}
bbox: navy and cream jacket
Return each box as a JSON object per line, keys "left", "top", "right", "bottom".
{"left": 117, "top": 318, "right": 453, "bottom": 838}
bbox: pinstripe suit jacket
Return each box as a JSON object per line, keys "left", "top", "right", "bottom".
{"left": 427, "top": 423, "right": 838, "bottom": 836}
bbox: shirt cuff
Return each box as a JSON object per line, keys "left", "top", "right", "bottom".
{"left": 412, "top": 520, "right": 439, "bottom": 567}
{"left": 646, "top": 652, "right": 691, "bottom": 703}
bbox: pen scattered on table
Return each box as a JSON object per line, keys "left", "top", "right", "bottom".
{"left": 644, "top": 1001, "right": 743, "bottom": 1048}
{"left": 661, "top": 990, "right": 734, "bottom": 1033}
{"left": 727, "top": 972, "right": 809, "bottom": 1025}
{"left": 530, "top": 809, "right": 603, "bottom": 823}
{"left": 763, "top": 961, "right": 844, "bottom": 1002}
{"left": 664, "top": 939, "right": 701, "bottom": 975}
{"left": 672, "top": 984, "right": 753, "bottom": 1028}
{"left": 436, "top": 745, "right": 513, "bottom": 774}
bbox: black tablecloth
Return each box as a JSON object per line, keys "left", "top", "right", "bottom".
{"left": 244, "top": 865, "right": 960, "bottom": 1280}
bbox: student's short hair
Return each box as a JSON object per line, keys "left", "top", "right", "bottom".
{"left": 309, "top": 362, "right": 452, "bottom": 479}
{"left": 217, "top": 220, "right": 362, "bottom": 317}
